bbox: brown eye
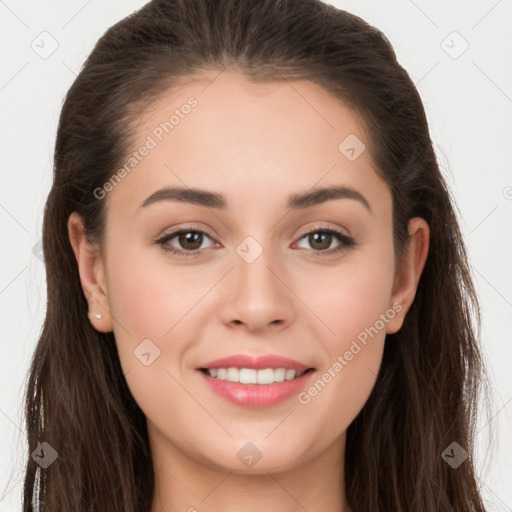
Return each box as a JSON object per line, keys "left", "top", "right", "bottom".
{"left": 295, "top": 227, "right": 356, "bottom": 256}
{"left": 306, "top": 232, "right": 334, "bottom": 251}
{"left": 156, "top": 228, "right": 217, "bottom": 257}
{"left": 176, "top": 231, "right": 204, "bottom": 250}
{"left": 156, "top": 225, "right": 356, "bottom": 258}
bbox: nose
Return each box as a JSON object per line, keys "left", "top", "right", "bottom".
{"left": 219, "top": 242, "right": 295, "bottom": 333}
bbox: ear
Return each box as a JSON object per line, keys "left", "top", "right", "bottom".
{"left": 386, "top": 217, "right": 430, "bottom": 334}
{"left": 67, "top": 212, "right": 113, "bottom": 332}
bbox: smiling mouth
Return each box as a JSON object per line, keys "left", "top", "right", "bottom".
{"left": 198, "top": 367, "right": 315, "bottom": 384}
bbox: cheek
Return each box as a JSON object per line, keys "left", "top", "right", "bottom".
{"left": 293, "top": 244, "right": 394, "bottom": 424}
{"left": 105, "top": 249, "right": 199, "bottom": 420}
{"left": 107, "top": 240, "right": 202, "bottom": 332}
{"left": 304, "top": 244, "right": 395, "bottom": 347}
{"left": 105, "top": 244, "right": 186, "bottom": 369}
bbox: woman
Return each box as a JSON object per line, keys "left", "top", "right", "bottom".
{"left": 23, "top": 0, "right": 493, "bottom": 510}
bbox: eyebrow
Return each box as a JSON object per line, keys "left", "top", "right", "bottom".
{"left": 138, "top": 185, "right": 372, "bottom": 214}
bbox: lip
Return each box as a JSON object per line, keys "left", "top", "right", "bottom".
{"left": 197, "top": 354, "right": 314, "bottom": 371}
{"left": 198, "top": 368, "right": 316, "bottom": 408}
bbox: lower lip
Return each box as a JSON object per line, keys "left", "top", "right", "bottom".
{"left": 197, "top": 369, "right": 315, "bottom": 408}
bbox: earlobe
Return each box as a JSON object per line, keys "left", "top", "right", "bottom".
{"left": 386, "top": 217, "right": 430, "bottom": 335}
{"left": 67, "top": 212, "right": 113, "bottom": 333}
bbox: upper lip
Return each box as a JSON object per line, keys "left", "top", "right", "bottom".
{"left": 197, "top": 354, "right": 314, "bottom": 371}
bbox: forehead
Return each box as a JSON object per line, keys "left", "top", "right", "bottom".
{"left": 106, "top": 70, "right": 391, "bottom": 220}
{"left": 135, "top": 70, "right": 365, "bottom": 156}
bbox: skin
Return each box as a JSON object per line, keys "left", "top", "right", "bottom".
{"left": 68, "top": 71, "right": 429, "bottom": 512}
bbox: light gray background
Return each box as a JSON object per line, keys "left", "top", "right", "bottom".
{"left": 0, "top": 0, "right": 511, "bottom": 510}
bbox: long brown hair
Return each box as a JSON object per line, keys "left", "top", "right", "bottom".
{"left": 22, "top": 0, "right": 494, "bottom": 510}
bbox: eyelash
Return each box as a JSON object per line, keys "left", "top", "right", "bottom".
{"left": 154, "top": 224, "right": 356, "bottom": 258}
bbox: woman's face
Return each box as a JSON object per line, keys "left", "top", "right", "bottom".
{"left": 71, "top": 71, "right": 428, "bottom": 475}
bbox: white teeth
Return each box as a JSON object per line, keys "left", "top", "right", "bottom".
{"left": 271, "top": 368, "right": 286, "bottom": 383}
{"left": 205, "top": 367, "right": 307, "bottom": 384}
{"left": 285, "top": 369, "right": 298, "bottom": 381}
